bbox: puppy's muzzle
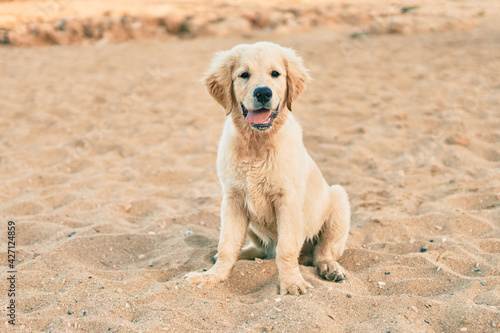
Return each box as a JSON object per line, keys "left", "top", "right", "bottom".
{"left": 253, "top": 86, "right": 272, "bottom": 105}
{"left": 241, "top": 86, "right": 279, "bottom": 132}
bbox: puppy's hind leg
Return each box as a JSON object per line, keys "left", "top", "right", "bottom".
{"left": 212, "top": 227, "right": 267, "bottom": 262}
{"left": 211, "top": 227, "right": 268, "bottom": 263}
{"left": 238, "top": 228, "right": 268, "bottom": 260}
{"left": 314, "top": 185, "right": 350, "bottom": 282}
{"left": 298, "top": 239, "right": 315, "bottom": 266}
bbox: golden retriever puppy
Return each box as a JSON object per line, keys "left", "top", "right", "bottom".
{"left": 185, "top": 42, "right": 350, "bottom": 295}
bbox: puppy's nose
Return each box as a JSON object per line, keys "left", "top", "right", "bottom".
{"left": 253, "top": 87, "right": 272, "bottom": 104}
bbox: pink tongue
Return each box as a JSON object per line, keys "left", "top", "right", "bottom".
{"left": 245, "top": 109, "right": 272, "bottom": 124}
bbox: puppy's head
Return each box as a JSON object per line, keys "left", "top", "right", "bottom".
{"left": 204, "top": 42, "right": 310, "bottom": 132}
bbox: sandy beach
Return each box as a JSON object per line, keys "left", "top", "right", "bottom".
{"left": 1, "top": 0, "right": 500, "bottom": 332}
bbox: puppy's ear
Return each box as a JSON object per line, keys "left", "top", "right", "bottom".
{"left": 203, "top": 47, "right": 242, "bottom": 116}
{"left": 283, "top": 47, "right": 311, "bottom": 111}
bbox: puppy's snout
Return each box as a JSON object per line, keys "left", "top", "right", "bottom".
{"left": 253, "top": 87, "right": 272, "bottom": 104}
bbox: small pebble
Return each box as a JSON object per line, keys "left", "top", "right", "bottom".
{"left": 67, "top": 310, "right": 74, "bottom": 315}
{"left": 420, "top": 247, "right": 427, "bottom": 253}
{"left": 480, "top": 282, "right": 487, "bottom": 286}
{"left": 138, "top": 254, "right": 145, "bottom": 259}
{"left": 185, "top": 230, "right": 193, "bottom": 236}
{"left": 384, "top": 272, "right": 390, "bottom": 275}
{"left": 148, "top": 260, "right": 153, "bottom": 267}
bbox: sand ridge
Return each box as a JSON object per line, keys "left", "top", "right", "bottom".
{"left": 0, "top": 0, "right": 492, "bottom": 46}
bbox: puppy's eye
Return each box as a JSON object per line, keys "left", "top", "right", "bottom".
{"left": 271, "top": 71, "right": 280, "bottom": 78}
{"left": 240, "top": 72, "right": 250, "bottom": 79}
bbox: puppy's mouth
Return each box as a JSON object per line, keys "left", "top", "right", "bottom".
{"left": 240, "top": 102, "right": 280, "bottom": 131}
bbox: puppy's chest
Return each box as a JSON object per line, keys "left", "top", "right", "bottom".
{"left": 234, "top": 159, "right": 283, "bottom": 223}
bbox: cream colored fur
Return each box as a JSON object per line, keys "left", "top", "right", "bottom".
{"left": 185, "top": 42, "right": 350, "bottom": 295}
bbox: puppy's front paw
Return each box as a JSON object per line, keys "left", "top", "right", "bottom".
{"left": 279, "top": 275, "right": 313, "bottom": 295}
{"left": 316, "top": 260, "right": 346, "bottom": 282}
{"left": 184, "top": 271, "right": 223, "bottom": 289}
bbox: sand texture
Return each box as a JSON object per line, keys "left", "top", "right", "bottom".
{"left": 1, "top": 1, "right": 500, "bottom": 332}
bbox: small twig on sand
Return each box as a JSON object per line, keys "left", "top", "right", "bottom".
{"left": 436, "top": 249, "right": 446, "bottom": 262}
